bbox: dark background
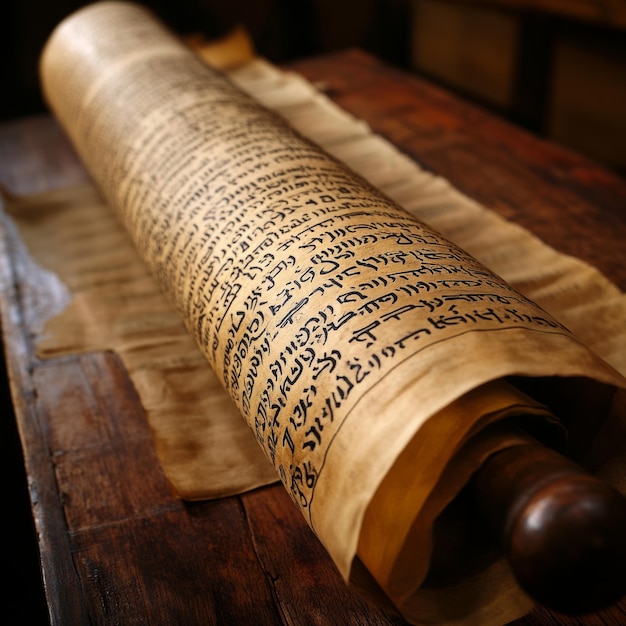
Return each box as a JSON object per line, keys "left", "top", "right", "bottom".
{"left": 2, "top": 1, "right": 626, "bottom": 172}
{"left": 0, "top": 0, "right": 410, "bottom": 122}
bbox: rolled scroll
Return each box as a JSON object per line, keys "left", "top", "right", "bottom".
{"left": 39, "top": 2, "right": 626, "bottom": 624}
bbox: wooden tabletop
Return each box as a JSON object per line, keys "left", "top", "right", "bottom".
{"left": 2, "top": 49, "right": 626, "bottom": 626}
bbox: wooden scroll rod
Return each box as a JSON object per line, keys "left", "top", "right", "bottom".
{"left": 474, "top": 440, "right": 626, "bottom": 614}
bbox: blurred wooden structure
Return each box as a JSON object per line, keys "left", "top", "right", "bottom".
{"left": 410, "top": 0, "right": 626, "bottom": 173}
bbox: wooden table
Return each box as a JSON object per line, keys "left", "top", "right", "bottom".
{"left": 2, "top": 49, "right": 626, "bottom": 625}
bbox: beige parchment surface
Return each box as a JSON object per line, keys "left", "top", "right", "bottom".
{"left": 5, "top": 2, "right": 626, "bottom": 624}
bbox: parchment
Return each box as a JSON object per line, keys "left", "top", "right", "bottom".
{"left": 5, "top": 183, "right": 278, "bottom": 497}
{"left": 13, "top": 1, "right": 625, "bottom": 623}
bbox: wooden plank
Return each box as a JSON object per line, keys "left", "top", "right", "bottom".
{"left": 71, "top": 502, "right": 284, "bottom": 624}
{"left": 242, "top": 486, "right": 405, "bottom": 625}
{"left": 33, "top": 353, "right": 177, "bottom": 528}
{"left": 0, "top": 203, "right": 89, "bottom": 624}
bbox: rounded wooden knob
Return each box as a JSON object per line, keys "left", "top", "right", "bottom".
{"left": 475, "top": 443, "right": 626, "bottom": 614}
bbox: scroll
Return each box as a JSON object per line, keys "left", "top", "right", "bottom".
{"left": 35, "top": 2, "right": 626, "bottom": 624}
